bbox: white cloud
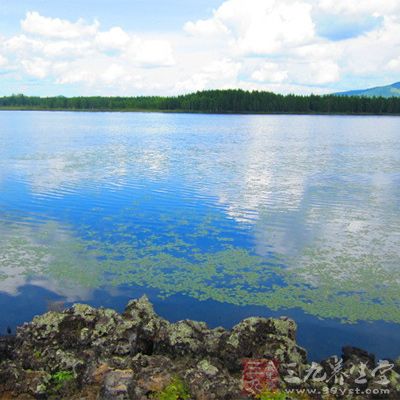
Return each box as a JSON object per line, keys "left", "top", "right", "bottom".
{"left": 186, "top": 0, "right": 315, "bottom": 55}
{"left": 175, "top": 58, "right": 241, "bottom": 92}
{"left": 180, "top": 0, "right": 341, "bottom": 90}
{"left": 2, "top": 11, "right": 175, "bottom": 91}
{"left": 21, "top": 11, "right": 99, "bottom": 39}
{"left": 0, "top": 54, "right": 7, "bottom": 67}
{"left": 184, "top": 18, "right": 229, "bottom": 36}
{"left": 1, "top": 2, "right": 400, "bottom": 95}
{"left": 294, "top": 41, "right": 341, "bottom": 61}
{"left": 5, "top": 34, "right": 94, "bottom": 59}
{"left": 181, "top": 0, "right": 400, "bottom": 92}
{"left": 21, "top": 57, "right": 51, "bottom": 78}
{"left": 387, "top": 57, "right": 400, "bottom": 72}
{"left": 251, "top": 63, "right": 288, "bottom": 83}
{"left": 339, "top": 15, "right": 400, "bottom": 76}
{"left": 124, "top": 38, "right": 174, "bottom": 67}
{"left": 249, "top": 57, "right": 339, "bottom": 86}
{"left": 309, "top": 60, "right": 341, "bottom": 84}
{"left": 95, "top": 27, "right": 130, "bottom": 50}
{"left": 318, "top": 0, "right": 400, "bottom": 17}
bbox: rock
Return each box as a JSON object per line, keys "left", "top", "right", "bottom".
{"left": 0, "top": 362, "right": 20, "bottom": 393}
{"left": 197, "top": 359, "right": 219, "bottom": 377}
{"left": 159, "top": 320, "right": 221, "bottom": 357}
{"left": 342, "top": 346, "right": 375, "bottom": 368}
{"left": 220, "top": 317, "right": 306, "bottom": 372}
{"left": 393, "top": 357, "right": 400, "bottom": 375}
{"left": 183, "top": 362, "right": 241, "bottom": 400}
{"left": 128, "top": 354, "right": 176, "bottom": 399}
{"left": 0, "top": 336, "right": 15, "bottom": 361}
{"left": 18, "top": 370, "right": 50, "bottom": 397}
{"left": 90, "top": 362, "right": 111, "bottom": 384}
{"left": 389, "top": 369, "right": 400, "bottom": 391}
{"left": 0, "top": 296, "right": 397, "bottom": 399}
{"left": 99, "top": 369, "right": 133, "bottom": 400}
{"left": 123, "top": 295, "right": 158, "bottom": 322}
{"left": 0, "top": 364, "right": 51, "bottom": 398}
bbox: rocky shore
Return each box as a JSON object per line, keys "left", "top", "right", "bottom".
{"left": 0, "top": 296, "right": 399, "bottom": 399}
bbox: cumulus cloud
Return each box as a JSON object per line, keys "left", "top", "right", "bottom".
{"left": 184, "top": 18, "right": 229, "bottom": 37}
{"left": 5, "top": 34, "right": 94, "bottom": 59}
{"left": 0, "top": 54, "right": 7, "bottom": 67}
{"left": 182, "top": 0, "right": 400, "bottom": 92}
{"left": 1, "top": 11, "right": 174, "bottom": 91}
{"left": 175, "top": 59, "right": 241, "bottom": 92}
{"left": 182, "top": 0, "right": 342, "bottom": 89}
{"left": 21, "top": 11, "right": 99, "bottom": 39}
{"left": 318, "top": 0, "right": 400, "bottom": 17}
{"left": 185, "top": 0, "right": 315, "bottom": 55}
{"left": 387, "top": 57, "right": 400, "bottom": 72}
{"left": 95, "top": 27, "right": 130, "bottom": 50}
{"left": 1, "top": 2, "right": 400, "bottom": 95}
{"left": 310, "top": 60, "right": 341, "bottom": 84}
{"left": 124, "top": 38, "right": 174, "bottom": 67}
{"left": 251, "top": 63, "right": 288, "bottom": 84}
{"left": 339, "top": 15, "right": 400, "bottom": 76}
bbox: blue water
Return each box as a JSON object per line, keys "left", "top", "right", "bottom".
{"left": 0, "top": 111, "right": 399, "bottom": 361}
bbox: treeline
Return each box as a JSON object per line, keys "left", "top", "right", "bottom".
{"left": 1, "top": 90, "right": 400, "bottom": 114}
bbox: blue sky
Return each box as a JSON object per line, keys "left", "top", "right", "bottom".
{"left": 0, "top": 0, "right": 399, "bottom": 96}
{"left": 0, "top": 1, "right": 223, "bottom": 34}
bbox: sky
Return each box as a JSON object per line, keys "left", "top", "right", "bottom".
{"left": 0, "top": 0, "right": 400, "bottom": 96}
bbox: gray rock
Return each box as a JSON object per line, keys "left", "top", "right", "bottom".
{"left": 0, "top": 296, "right": 398, "bottom": 399}
{"left": 99, "top": 369, "right": 134, "bottom": 400}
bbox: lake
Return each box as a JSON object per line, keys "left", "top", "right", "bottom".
{"left": 0, "top": 111, "right": 399, "bottom": 361}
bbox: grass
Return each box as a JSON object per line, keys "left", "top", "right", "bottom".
{"left": 150, "top": 377, "right": 190, "bottom": 400}
{"left": 50, "top": 371, "right": 74, "bottom": 391}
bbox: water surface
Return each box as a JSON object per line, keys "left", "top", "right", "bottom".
{"left": 0, "top": 111, "right": 399, "bottom": 360}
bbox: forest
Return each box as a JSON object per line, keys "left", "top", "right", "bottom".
{"left": 1, "top": 89, "right": 400, "bottom": 114}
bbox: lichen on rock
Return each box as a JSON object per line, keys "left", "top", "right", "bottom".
{"left": 0, "top": 296, "right": 399, "bottom": 399}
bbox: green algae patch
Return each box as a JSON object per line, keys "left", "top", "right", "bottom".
{"left": 1, "top": 213, "right": 400, "bottom": 325}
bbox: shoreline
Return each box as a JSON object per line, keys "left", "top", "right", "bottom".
{"left": 1, "top": 107, "right": 400, "bottom": 117}
{"left": 1, "top": 296, "right": 399, "bottom": 399}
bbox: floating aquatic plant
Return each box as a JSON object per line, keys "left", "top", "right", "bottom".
{"left": 1, "top": 212, "right": 399, "bottom": 325}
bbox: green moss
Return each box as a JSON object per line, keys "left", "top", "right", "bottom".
{"left": 257, "top": 389, "right": 287, "bottom": 400}
{"left": 50, "top": 370, "right": 74, "bottom": 391}
{"left": 151, "top": 377, "right": 190, "bottom": 400}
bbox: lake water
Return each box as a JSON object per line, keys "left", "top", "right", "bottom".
{"left": 0, "top": 111, "right": 399, "bottom": 361}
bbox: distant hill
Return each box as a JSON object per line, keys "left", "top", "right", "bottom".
{"left": 335, "top": 82, "right": 400, "bottom": 98}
